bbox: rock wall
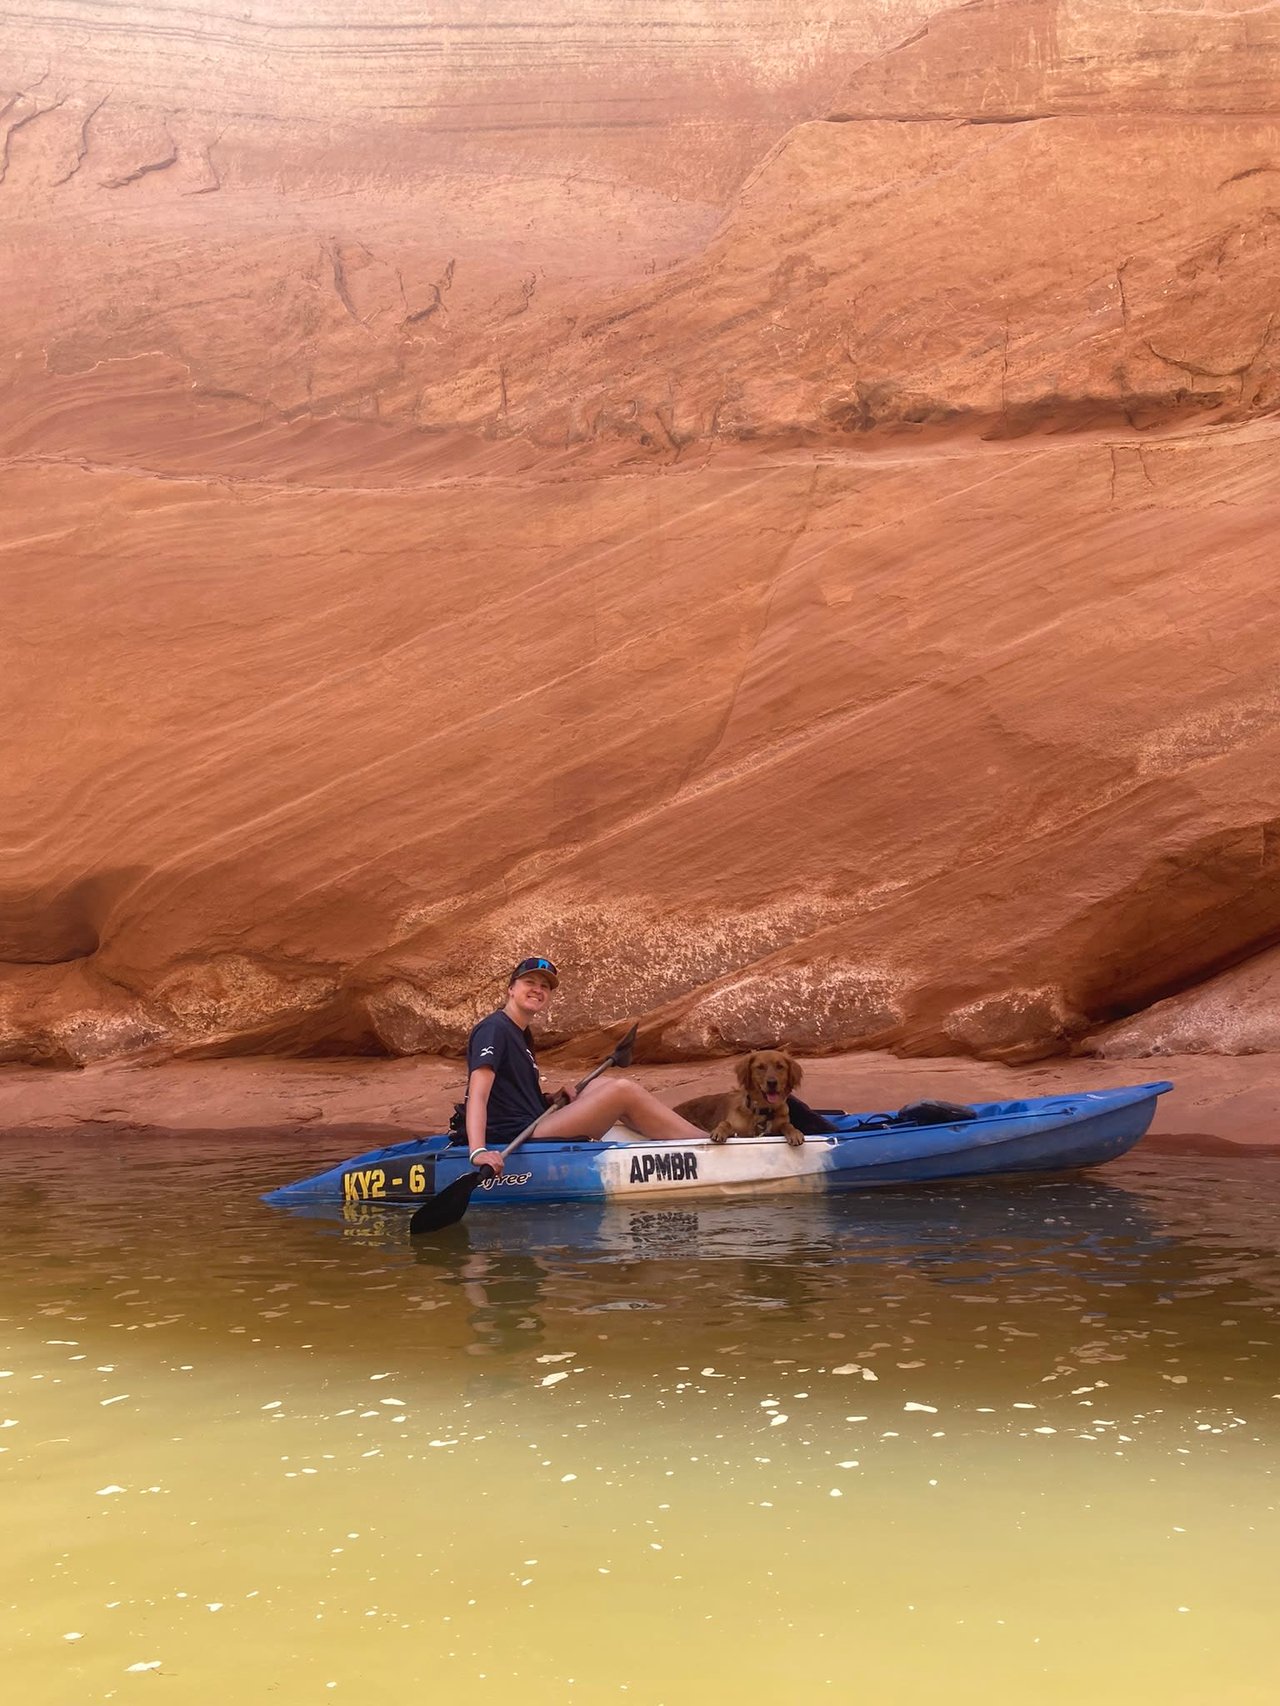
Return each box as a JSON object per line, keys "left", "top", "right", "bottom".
{"left": 1086, "top": 946, "right": 1280, "bottom": 1058}
{"left": 3, "top": 1, "right": 1279, "bottom": 1065}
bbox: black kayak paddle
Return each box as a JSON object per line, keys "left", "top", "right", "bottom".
{"left": 408, "top": 1022, "right": 639, "bottom": 1236}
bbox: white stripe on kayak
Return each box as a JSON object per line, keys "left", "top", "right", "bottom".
{"left": 597, "top": 1131, "right": 835, "bottom": 1198}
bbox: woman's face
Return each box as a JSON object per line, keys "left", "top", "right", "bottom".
{"left": 510, "top": 973, "right": 555, "bottom": 1013}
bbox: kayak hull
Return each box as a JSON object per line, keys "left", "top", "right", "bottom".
{"left": 261, "top": 1081, "right": 1172, "bottom": 1209}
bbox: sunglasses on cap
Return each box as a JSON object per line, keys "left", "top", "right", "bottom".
{"left": 510, "top": 956, "right": 559, "bottom": 987}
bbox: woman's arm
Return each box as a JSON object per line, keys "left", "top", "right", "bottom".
{"left": 464, "top": 1066, "right": 504, "bottom": 1175}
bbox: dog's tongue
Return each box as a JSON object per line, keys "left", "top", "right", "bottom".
{"left": 765, "top": 1089, "right": 781, "bottom": 1105}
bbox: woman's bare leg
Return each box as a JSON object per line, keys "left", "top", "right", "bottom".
{"left": 534, "top": 1078, "right": 706, "bottom": 1143}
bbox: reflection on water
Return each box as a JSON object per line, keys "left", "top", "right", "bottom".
{"left": 1, "top": 1134, "right": 1277, "bottom": 1704}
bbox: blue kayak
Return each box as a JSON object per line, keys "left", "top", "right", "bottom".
{"left": 262, "top": 1081, "right": 1172, "bottom": 1209}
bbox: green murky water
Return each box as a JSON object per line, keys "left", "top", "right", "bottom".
{"left": 1, "top": 1135, "right": 1277, "bottom": 1704}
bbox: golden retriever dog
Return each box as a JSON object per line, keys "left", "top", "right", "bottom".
{"left": 710, "top": 1049, "right": 805, "bottom": 1145}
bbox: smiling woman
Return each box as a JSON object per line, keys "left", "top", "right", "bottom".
{"left": 461, "top": 958, "right": 561, "bottom": 1164}
{"left": 460, "top": 958, "right": 707, "bottom": 1178}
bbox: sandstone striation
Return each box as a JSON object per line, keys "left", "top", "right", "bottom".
{"left": 2, "top": 2, "right": 1280, "bottom": 1067}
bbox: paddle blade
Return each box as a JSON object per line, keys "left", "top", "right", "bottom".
{"left": 610, "top": 1022, "right": 639, "bottom": 1069}
{"left": 409, "top": 1167, "right": 484, "bottom": 1235}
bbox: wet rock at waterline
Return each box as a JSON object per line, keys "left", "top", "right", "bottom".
{"left": 3, "top": 3, "right": 1279, "bottom": 1065}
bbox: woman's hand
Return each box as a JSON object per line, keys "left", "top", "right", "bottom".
{"left": 470, "top": 1148, "right": 505, "bottom": 1177}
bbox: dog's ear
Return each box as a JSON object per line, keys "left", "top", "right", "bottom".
{"left": 784, "top": 1053, "right": 802, "bottom": 1094}
{"left": 734, "top": 1054, "right": 754, "bottom": 1091}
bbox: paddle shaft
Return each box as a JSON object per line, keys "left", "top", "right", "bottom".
{"left": 494, "top": 1047, "right": 630, "bottom": 1165}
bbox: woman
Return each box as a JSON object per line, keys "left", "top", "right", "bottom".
{"left": 464, "top": 956, "right": 707, "bottom": 1176}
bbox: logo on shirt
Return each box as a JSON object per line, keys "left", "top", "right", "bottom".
{"left": 479, "top": 1046, "right": 495, "bottom": 1058}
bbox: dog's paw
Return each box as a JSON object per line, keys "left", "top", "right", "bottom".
{"left": 709, "top": 1124, "right": 731, "bottom": 1144}
{"left": 782, "top": 1126, "right": 805, "bottom": 1147}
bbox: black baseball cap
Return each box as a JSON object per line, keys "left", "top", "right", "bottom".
{"left": 509, "top": 956, "right": 559, "bottom": 988}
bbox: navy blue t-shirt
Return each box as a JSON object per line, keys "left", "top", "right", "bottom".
{"left": 466, "top": 1010, "right": 549, "bottom": 1145}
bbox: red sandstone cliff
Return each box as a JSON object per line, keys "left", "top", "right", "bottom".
{"left": 2, "top": 1, "right": 1279, "bottom": 1066}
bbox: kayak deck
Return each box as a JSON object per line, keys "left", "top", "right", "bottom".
{"left": 262, "top": 1081, "right": 1173, "bottom": 1208}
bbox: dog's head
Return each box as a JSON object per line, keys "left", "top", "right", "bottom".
{"left": 735, "top": 1049, "right": 802, "bottom": 1109}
